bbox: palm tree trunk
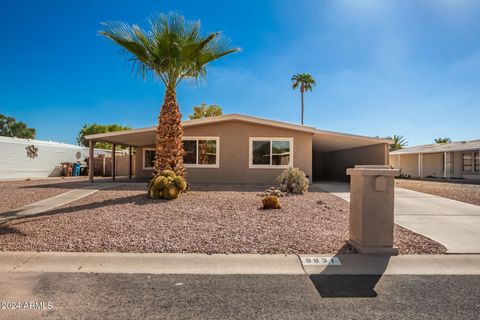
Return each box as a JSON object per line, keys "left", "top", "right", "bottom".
{"left": 155, "top": 88, "right": 185, "bottom": 177}
{"left": 301, "top": 89, "right": 304, "bottom": 125}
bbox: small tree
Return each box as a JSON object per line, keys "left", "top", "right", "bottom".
{"left": 0, "top": 114, "right": 36, "bottom": 139}
{"left": 77, "top": 124, "right": 131, "bottom": 149}
{"left": 386, "top": 135, "right": 408, "bottom": 151}
{"left": 434, "top": 137, "right": 451, "bottom": 144}
{"left": 188, "top": 103, "right": 222, "bottom": 120}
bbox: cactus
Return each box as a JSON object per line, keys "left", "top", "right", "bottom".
{"left": 147, "top": 170, "right": 187, "bottom": 200}
{"left": 276, "top": 167, "right": 309, "bottom": 194}
{"left": 163, "top": 184, "right": 180, "bottom": 200}
{"left": 262, "top": 195, "right": 281, "bottom": 209}
{"left": 153, "top": 175, "right": 168, "bottom": 191}
{"left": 160, "top": 169, "right": 176, "bottom": 179}
{"left": 173, "top": 176, "right": 187, "bottom": 191}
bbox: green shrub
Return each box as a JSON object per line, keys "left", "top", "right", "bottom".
{"left": 277, "top": 167, "right": 309, "bottom": 194}
{"left": 262, "top": 195, "right": 281, "bottom": 209}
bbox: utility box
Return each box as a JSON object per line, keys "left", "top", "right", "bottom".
{"left": 346, "top": 165, "right": 400, "bottom": 254}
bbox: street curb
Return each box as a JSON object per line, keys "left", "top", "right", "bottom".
{"left": 1, "top": 252, "right": 480, "bottom": 275}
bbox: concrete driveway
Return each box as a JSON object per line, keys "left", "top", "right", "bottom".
{"left": 314, "top": 182, "right": 480, "bottom": 254}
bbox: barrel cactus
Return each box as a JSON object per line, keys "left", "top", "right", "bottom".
{"left": 148, "top": 170, "right": 187, "bottom": 200}
{"left": 262, "top": 195, "right": 281, "bottom": 209}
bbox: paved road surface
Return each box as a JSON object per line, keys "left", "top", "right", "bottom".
{"left": 314, "top": 182, "right": 480, "bottom": 253}
{"left": 0, "top": 272, "right": 478, "bottom": 319}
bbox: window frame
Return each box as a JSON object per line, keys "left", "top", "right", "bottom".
{"left": 182, "top": 136, "right": 220, "bottom": 168}
{"left": 143, "top": 148, "right": 156, "bottom": 170}
{"left": 249, "top": 137, "right": 294, "bottom": 169}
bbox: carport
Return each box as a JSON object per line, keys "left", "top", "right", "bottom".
{"left": 312, "top": 130, "right": 391, "bottom": 181}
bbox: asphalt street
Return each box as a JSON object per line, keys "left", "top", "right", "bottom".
{"left": 0, "top": 273, "right": 479, "bottom": 320}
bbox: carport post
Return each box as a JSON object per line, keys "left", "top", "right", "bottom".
{"left": 418, "top": 153, "right": 423, "bottom": 178}
{"left": 128, "top": 146, "right": 132, "bottom": 180}
{"left": 112, "top": 144, "right": 116, "bottom": 181}
{"left": 346, "top": 165, "right": 400, "bottom": 254}
{"left": 88, "top": 140, "right": 94, "bottom": 183}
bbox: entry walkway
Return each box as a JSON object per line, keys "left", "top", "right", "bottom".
{"left": 0, "top": 183, "right": 119, "bottom": 224}
{"left": 314, "top": 182, "right": 480, "bottom": 254}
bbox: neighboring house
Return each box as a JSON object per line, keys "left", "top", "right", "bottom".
{"left": 0, "top": 136, "right": 116, "bottom": 179}
{"left": 390, "top": 139, "right": 480, "bottom": 180}
{"left": 85, "top": 114, "right": 391, "bottom": 184}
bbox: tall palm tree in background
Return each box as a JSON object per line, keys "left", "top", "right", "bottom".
{"left": 100, "top": 13, "right": 238, "bottom": 177}
{"left": 291, "top": 73, "right": 315, "bottom": 125}
{"left": 434, "top": 137, "right": 451, "bottom": 144}
{"left": 386, "top": 135, "right": 408, "bottom": 151}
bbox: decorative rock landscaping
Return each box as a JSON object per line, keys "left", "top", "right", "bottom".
{"left": 0, "top": 183, "right": 446, "bottom": 254}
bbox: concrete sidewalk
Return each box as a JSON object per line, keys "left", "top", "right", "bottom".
{"left": 314, "top": 182, "right": 480, "bottom": 254}
{"left": 1, "top": 252, "right": 480, "bottom": 275}
{"left": 0, "top": 183, "right": 120, "bottom": 224}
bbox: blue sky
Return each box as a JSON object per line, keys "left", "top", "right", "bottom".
{"left": 0, "top": 0, "right": 479, "bottom": 146}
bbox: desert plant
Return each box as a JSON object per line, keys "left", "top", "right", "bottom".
{"left": 277, "top": 167, "right": 309, "bottom": 194}
{"left": 148, "top": 170, "right": 187, "bottom": 200}
{"left": 100, "top": 13, "right": 239, "bottom": 178}
{"left": 173, "top": 176, "right": 187, "bottom": 191}
{"left": 262, "top": 195, "right": 281, "bottom": 209}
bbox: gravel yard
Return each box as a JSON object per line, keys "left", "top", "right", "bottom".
{"left": 396, "top": 179, "right": 480, "bottom": 206}
{"left": 0, "top": 184, "right": 446, "bottom": 254}
{"left": 0, "top": 177, "right": 90, "bottom": 213}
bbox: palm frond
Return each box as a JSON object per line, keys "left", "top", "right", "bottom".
{"left": 100, "top": 12, "right": 240, "bottom": 89}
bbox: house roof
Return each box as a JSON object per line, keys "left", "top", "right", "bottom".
{"left": 390, "top": 139, "right": 480, "bottom": 155}
{"left": 85, "top": 114, "right": 391, "bottom": 151}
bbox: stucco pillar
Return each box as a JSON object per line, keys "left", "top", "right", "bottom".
{"left": 346, "top": 165, "right": 400, "bottom": 255}
{"left": 128, "top": 146, "right": 132, "bottom": 180}
{"left": 112, "top": 144, "right": 116, "bottom": 181}
{"left": 418, "top": 153, "right": 423, "bottom": 178}
{"left": 443, "top": 152, "right": 451, "bottom": 179}
{"left": 88, "top": 140, "right": 94, "bottom": 183}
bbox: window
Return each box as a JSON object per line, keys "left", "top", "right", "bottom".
{"left": 143, "top": 148, "right": 155, "bottom": 170}
{"left": 475, "top": 152, "right": 480, "bottom": 172}
{"left": 463, "top": 153, "right": 472, "bottom": 172}
{"left": 249, "top": 138, "right": 293, "bottom": 168}
{"left": 182, "top": 137, "right": 219, "bottom": 168}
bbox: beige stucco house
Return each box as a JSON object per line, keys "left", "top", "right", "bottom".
{"left": 86, "top": 114, "right": 391, "bottom": 184}
{"left": 390, "top": 139, "right": 480, "bottom": 180}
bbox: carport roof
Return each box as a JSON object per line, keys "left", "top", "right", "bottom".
{"left": 390, "top": 139, "right": 480, "bottom": 155}
{"left": 85, "top": 114, "right": 392, "bottom": 151}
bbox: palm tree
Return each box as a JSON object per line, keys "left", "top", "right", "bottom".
{"left": 386, "top": 135, "right": 408, "bottom": 151}
{"left": 291, "top": 73, "right": 315, "bottom": 125}
{"left": 100, "top": 13, "right": 238, "bottom": 177}
{"left": 434, "top": 137, "right": 451, "bottom": 144}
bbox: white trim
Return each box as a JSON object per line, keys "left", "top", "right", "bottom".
{"left": 142, "top": 148, "right": 156, "bottom": 170}
{"left": 183, "top": 136, "right": 220, "bottom": 168}
{"left": 249, "top": 137, "right": 294, "bottom": 169}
